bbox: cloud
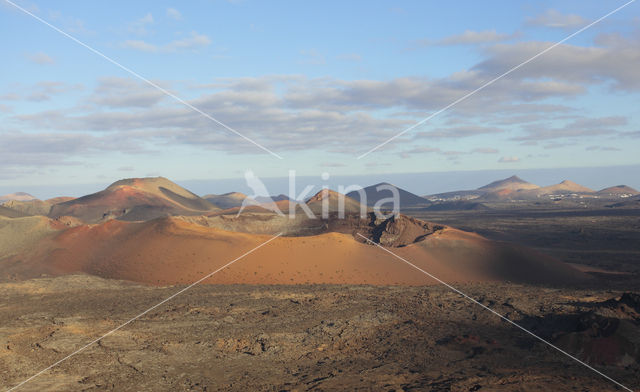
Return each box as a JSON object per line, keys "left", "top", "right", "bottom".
{"left": 7, "top": 71, "right": 628, "bottom": 158}
{"left": 320, "top": 162, "right": 346, "bottom": 168}
{"left": 89, "top": 77, "right": 167, "bottom": 108}
{"left": 139, "top": 13, "right": 153, "bottom": 24}
{"left": 364, "top": 162, "right": 392, "bottom": 167}
{"left": 472, "top": 147, "right": 499, "bottom": 154}
{"left": 0, "top": 93, "right": 20, "bottom": 101}
{"left": 415, "top": 125, "right": 504, "bottom": 139}
{"left": 401, "top": 147, "right": 442, "bottom": 156}
{"left": 21, "top": 81, "right": 83, "bottom": 102}
{"left": 543, "top": 142, "right": 571, "bottom": 149}
{"left": 48, "top": 9, "right": 89, "bottom": 34}
{"left": 337, "top": 53, "right": 362, "bottom": 62}
{"left": 128, "top": 13, "right": 154, "bottom": 35}
{"left": 1, "top": 1, "right": 39, "bottom": 14}
{"left": 166, "top": 8, "right": 182, "bottom": 20}
{"left": 12, "top": 77, "right": 411, "bottom": 155}
{"left": 475, "top": 38, "right": 640, "bottom": 91}
{"left": 283, "top": 72, "right": 591, "bottom": 118}
{"left": 432, "top": 30, "right": 514, "bottom": 46}
{"left": 527, "top": 9, "right": 588, "bottom": 29}
{"left": 26, "top": 52, "right": 54, "bottom": 65}
{"left": 166, "top": 32, "right": 211, "bottom": 51}
{"left": 0, "top": 131, "right": 145, "bottom": 170}
{"left": 498, "top": 156, "right": 520, "bottom": 163}
{"left": 122, "top": 31, "right": 211, "bottom": 53}
{"left": 515, "top": 116, "right": 627, "bottom": 141}
{"left": 586, "top": 146, "right": 622, "bottom": 152}
{"left": 400, "top": 146, "right": 500, "bottom": 158}
{"left": 299, "top": 49, "right": 325, "bottom": 65}
{"left": 122, "top": 40, "right": 158, "bottom": 52}
{"left": 8, "top": 14, "right": 639, "bottom": 161}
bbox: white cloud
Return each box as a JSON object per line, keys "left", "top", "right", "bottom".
{"left": 122, "top": 31, "right": 211, "bottom": 53}
{"left": 527, "top": 9, "right": 588, "bottom": 29}
{"left": 8, "top": 28, "right": 640, "bottom": 159}
{"left": 122, "top": 40, "right": 158, "bottom": 52}
{"left": 139, "top": 13, "right": 153, "bottom": 24}
{"left": 128, "top": 13, "right": 154, "bottom": 35}
{"left": 472, "top": 148, "right": 499, "bottom": 154}
{"left": 166, "top": 31, "right": 211, "bottom": 51}
{"left": 415, "top": 125, "right": 504, "bottom": 139}
{"left": 475, "top": 38, "right": 640, "bottom": 91}
{"left": 0, "top": 131, "right": 143, "bottom": 169}
{"left": 498, "top": 156, "right": 520, "bottom": 163}
{"left": 586, "top": 146, "right": 621, "bottom": 152}
{"left": 8, "top": 71, "right": 631, "bottom": 157}
{"left": 299, "top": 49, "right": 325, "bottom": 65}
{"left": 26, "top": 52, "right": 54, "bottom": 65}
{"left": 89, "top": 77, "right": 167, "bottom": 108}
{"left": 23, "top": 81, "right": 83, "bottom": 102}
{"left": 515, "top": 116, "right": 627, "bottom": 141}
{"left": 400, "top": 146, "right": 500, "bottom": 158}
{"left": 166, "top": 8, "right": 182, "bottom": 20}
{"left": 436, "top": 30, "right": 514, "bottom": 45}
{"left": 320, "top": 162, "right": 346, "bottom": 168}
{"left": 337, "top": 53, "right": 362, "bottom": 62}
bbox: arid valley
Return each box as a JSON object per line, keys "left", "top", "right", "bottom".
{"left": 3, "top": 2, "right": 640, "bottom": 390}
{"left": 1, "top": 176, "right": 639, "bottom": 391}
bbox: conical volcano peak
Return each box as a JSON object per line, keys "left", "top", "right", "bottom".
{"left": 478, "top": 175, "right": 539, "bottom": 192}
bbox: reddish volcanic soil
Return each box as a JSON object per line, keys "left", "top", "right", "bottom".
{"left": 5, "top": 217, "right": 589, "bottom": 287}
{"left": 48, "top": 177, "right": 217, "bottom": 223}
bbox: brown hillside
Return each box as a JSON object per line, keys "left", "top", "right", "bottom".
{"left": 49, "top": 177, "right": 218, "bottom": 223}
{"left": 3, "top": 217, "right": 589, "bottom": 287}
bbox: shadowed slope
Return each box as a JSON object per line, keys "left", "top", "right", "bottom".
{"left": 0, "top": 205, "right": 27, "bottom": 218}
{"left": 347, "top": 183, "right": 429, "bottom": 208}
{"left": 204, "top": 192, "right": 248, "bottom": 209}
{"left": 2, "top": 199, "right": 52, "bottom": 216}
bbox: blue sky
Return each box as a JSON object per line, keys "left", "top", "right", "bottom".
{"left": 1, "top": 0, "right": 639, "bottom": 194}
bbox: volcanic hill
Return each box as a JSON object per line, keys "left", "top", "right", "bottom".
{"left": 49, "top": 177, "right": 218, "bottom": 223}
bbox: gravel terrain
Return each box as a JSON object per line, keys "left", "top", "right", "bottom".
{"left": 1, "top": 275, "right": 638, "bottom": 391}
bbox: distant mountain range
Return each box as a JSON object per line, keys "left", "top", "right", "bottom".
{"left": 2, "top": 175, "right": 639, "bottom": 221}
{"left": 425, "top": 175, "right": 638, "bottom": 202}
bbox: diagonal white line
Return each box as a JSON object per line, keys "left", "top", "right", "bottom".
{"left": 355, "top": 233, "right": 635, "bottom": 392}
{"left": 5, "top": 233, "right": 283, "bottom": 392}
{"left": 3, "top": 0, "right": 283, "bottom": 160}
{"left": 356, "top": 0, "right": 638, "bottom": 159}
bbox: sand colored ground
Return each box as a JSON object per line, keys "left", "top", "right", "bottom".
{"left": 5, "top": 217, "right": 589, "bottom": 287}
{"left": 0, "top": 216, "right": 65, "bottom": 259}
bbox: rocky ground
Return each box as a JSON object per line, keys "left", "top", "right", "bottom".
{"left": 1, "top": 275, "right": 638, "bottom": 391}
{"left": 408, "top": 205, "right": 640, "bottom": 281}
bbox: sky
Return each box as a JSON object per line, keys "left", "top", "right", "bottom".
{"left": 1, "top": 0, "right": 639, "bottom": 196}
